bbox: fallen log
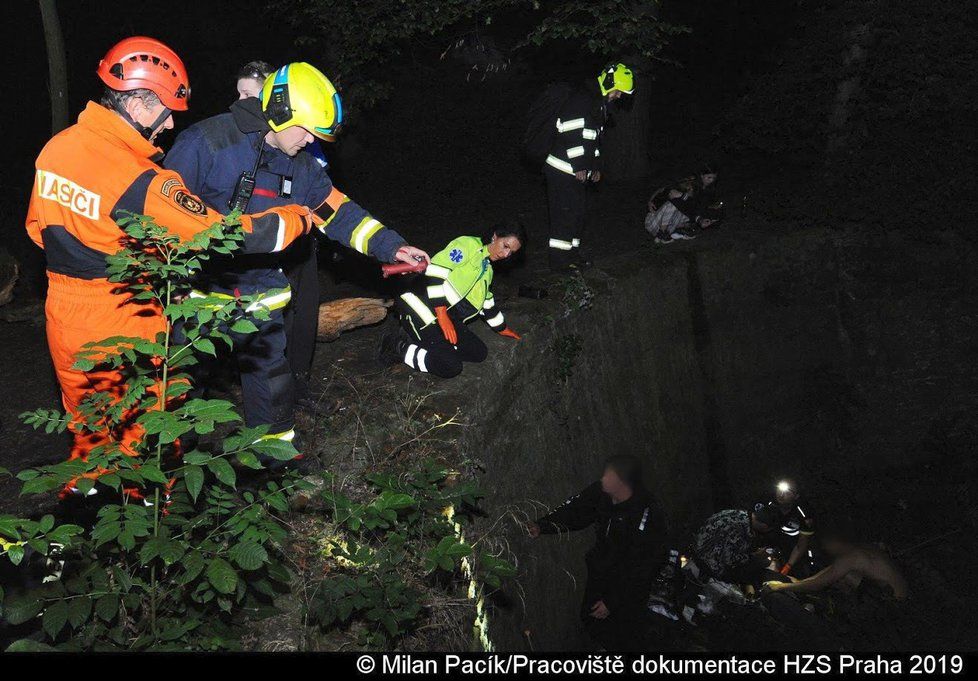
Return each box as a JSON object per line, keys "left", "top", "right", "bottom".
{"left": 317, "top": 297, "right": 393, "bottom": 342}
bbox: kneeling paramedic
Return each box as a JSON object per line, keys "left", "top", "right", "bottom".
{"left": 25, "top": 38, "right": 314, "bottom": 493}
{"left": 527, "top": 455, "right": 667, "bottom": 651}
{"left": 164, "top": 62, "right": 428, "bottom": 455}
{"left": 383, "top": 226, "right": 524, "bottom": 378}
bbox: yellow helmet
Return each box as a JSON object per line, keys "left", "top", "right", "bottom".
{"left": 597, "top": 63, "right": 635, "bottom": 96}
{"left": 261, "top": 62, "right": 344, "bottom": 141}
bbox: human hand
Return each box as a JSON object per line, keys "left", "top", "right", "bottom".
{"left": 526, "top": 522, "right": 540, "bottom": 538}
{"left": 395, "top": 245, "right": 430, "bottom": 265}
{"left": 574, "top": 170, "right": 588, "bottom": 182}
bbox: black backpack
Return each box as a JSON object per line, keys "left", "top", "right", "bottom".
{"left": 522, "top": 82, "right": 573, "bottom": 165}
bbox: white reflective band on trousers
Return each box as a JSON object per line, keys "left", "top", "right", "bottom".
{"left": 545, "top": 155, "right": 575, "bottom": 175}
{"left": 571, "top": 238, "right": 580, "bottom": 248}
{"left": 403, "top": 344, "right": 429, "bottom": 373}
{"left": 566, "top": 146, "right": 585, "bottom": 159}
{"left": 400, "top": 292, "right": 436, "bottom": 325}
{"left": 582, "top": 128, "right": 598, "bottom": 140}
{"left": 486, "top": 312, "right": 504, "bottom": 327}
{"left": 549, "top": 238, "right": 574, "bottom": 251}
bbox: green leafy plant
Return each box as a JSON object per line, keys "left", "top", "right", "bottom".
{"left": 1, "top": 213, "right": 312, "bottom": 650}
{"left": 559, "top": 270, "right": 595, "bottom": 318}
{"left": 551, "top": 333, "right": 584, "bottom": 383}
{"left": 279, "top": 0, "right": 687, "bottom": 112}
{"left": 312, "top": 461, "right": 514, "bottom": 648}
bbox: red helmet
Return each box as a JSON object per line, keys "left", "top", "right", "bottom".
{"left": 97, "top": 37, "right": 190, "bottom": 111}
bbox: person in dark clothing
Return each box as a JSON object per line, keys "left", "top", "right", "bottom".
{"left": 164, "top": 62, "right": 428, "bottom": 457}
{"left": 230, "top": 60, "right": 331, "bottom": 403}
{"left": 692, "top": 507, "right": 782, "bottom": 587}
{"left": 527, "top": 455, "right": 667, "bottom": 651}
{"left": 544, "top": 63, "right": 634, "bottom": 271}
{"left": 750, "top": 479, "right": 817, "bottom": 577}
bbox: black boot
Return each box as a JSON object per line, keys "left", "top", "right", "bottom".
{"left": 379, "top": 331, "right": 408, "bottom": 366}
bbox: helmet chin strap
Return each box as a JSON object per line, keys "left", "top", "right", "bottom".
{"left": 113, "top": 100, "right": 172, "bottom": 140}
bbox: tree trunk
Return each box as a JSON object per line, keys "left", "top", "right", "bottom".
{"left": 601, "top": 72, "right": 652, "bottom": 182}
{"left": 39, "top": 0, "right": 69, "bottom": 135}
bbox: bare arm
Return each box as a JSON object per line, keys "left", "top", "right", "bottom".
{"left": 768, "top": 557, "right": 853, "bottom": 595}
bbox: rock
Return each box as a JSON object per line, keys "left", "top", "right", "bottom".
{"left": 317, "top": 297, "right": 392, "bottom": 342}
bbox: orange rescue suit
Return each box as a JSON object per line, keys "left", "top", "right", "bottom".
{"left": 25, "top": 102, "right": 312, "bottom": 465}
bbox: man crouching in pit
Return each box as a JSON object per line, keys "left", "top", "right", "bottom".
{"left": 527, "top": 456, "right": 668, "bottom": 651}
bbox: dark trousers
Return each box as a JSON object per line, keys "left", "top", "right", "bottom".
{"left": 545, "top": 166, "right": 587, "bottom": 268}
{"left": 283, "top": 234, "right": 320, "bottom": 397}
{"left": 179, "top": 310, "right": 295, "bottom": 437}
{"left": 396, "top": 304, "right": 487, "bottom": 379}
{"left": 580, "top": 575, "right": 649, "bottom": 652}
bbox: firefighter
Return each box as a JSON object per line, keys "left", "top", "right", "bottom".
{"left": 381, "top": 226, "right": 524, "bottom": 378}
{"left": 164, "top": 62, "right": 429, "bottom": 452}
{"left": 25, "top": 37, "right": 314, "bottom": 491}
{"left": 545, "top": 63, "right": 633, "bottom": 271}
{"left": 527, "top": 456, "right": 667, "bottom": 651}
{"left": 750, "top": 479, "right": 817, "bottom": 577}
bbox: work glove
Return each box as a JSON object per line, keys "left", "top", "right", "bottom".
{"left": 435, "top": 306, "right": 457, "bottom": 345}
{"left": 498, "top": 326, "right": 521, "bottom": 340}
{"left": 278, "top": 204, "right": 315, "bottom": 234}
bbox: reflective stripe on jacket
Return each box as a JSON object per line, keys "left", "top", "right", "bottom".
{"left": 545, "top": 83, "right": 605, "bottom": 176}
{"left": 164, "top": 97, "right": 405, "bottom": 296}
{"left": 26, "top": 102, "right": 309, "bottom": 281}
{"left": 399, "top": 235, "right": 505, "bottom": 331}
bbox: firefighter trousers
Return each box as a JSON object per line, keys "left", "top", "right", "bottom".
{"left": 395, "top": 303, "right": 487, "bottom": 379}
{"left": 283, "top": 233, "right": 320, "bottom": 396}
{"left": 545, "top": 166, "right": 587, "bottom": 268}
{"left": 180, "top": 309, "right": 295, "bottom": 439}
